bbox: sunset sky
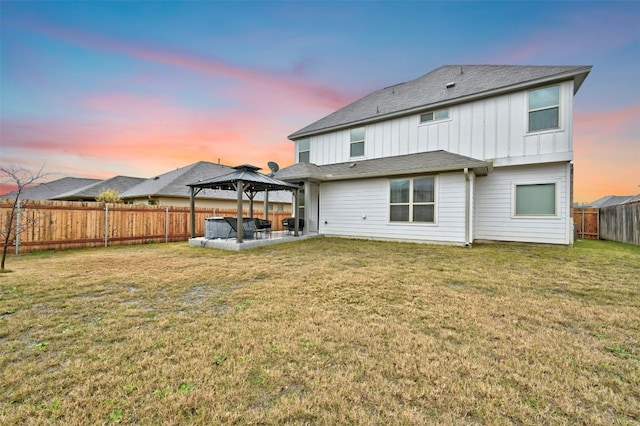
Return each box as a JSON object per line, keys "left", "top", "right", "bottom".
{"left": 1, "top": 1, "right": 638, "bottom": 203}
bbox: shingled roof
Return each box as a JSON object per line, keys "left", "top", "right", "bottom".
{"left": 0, "top": 177, "right": 101, "bottom": 200}
{"left": 122, "top": 161, "right": 292, "bottom": 203}
{"left": 275, "top": 150, "right": 492, "bottom": 182}
{"left": 289, "top": 65, "right": 592, "bottom": 139}
{"left": 52, "top": 176, "right": 145, "bottom": 200}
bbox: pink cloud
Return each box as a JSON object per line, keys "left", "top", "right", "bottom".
{"left": 19, "top": 19, "right": 357, "bottom": 111}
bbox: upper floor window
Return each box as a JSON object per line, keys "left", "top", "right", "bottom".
{"left": 528, "top": 85, "right": 559, "bottom": 132}
{"left": 420, "top": 108, "right": 449, "bottom": 123}
{"left": 350, "top": 127, "right": 365, "bottom": 157}
{"left": 390, "top": 176, "right": 435, "bottom": 223}
{"left": 298, "top": 138, "right": 310, "bottom": 163}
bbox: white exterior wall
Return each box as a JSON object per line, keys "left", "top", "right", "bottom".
{"left": 303, "top": 81, "right": 575, "bottom": 167}
{"left": 474, "top": 162, "right": 572, "bottom": 245}
{"left": 319, "top": 172, "right": 467, "bottom": 244}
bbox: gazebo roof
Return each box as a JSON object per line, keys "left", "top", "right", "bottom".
{"left": 187, "top": 164, "right": 300, "bottom": 192}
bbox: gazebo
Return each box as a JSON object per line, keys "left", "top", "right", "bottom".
{"left": 187, "top": 164, "right": 302, "bottom": 243}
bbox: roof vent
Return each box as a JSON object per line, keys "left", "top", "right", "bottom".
{"left": 446, "top": 82, "right": 456, "bottom": 89}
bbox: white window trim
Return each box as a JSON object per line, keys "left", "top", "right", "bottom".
{"left": 349, "top": 127, "right": 365, "bottom": 158}
{"left": 297, "top": 138, "right": 310, "bottom": 163}
{"left": 511, "top": 180, "right": 560, "bottom": 218}
{"left": 389, "top": 176, "right": 438, "bottom": 225}
{"left": 418, "top": 108, "right": 451, "bottom": 126}
{"left": 526, "top": 84, "right": 561, "bottom": 134}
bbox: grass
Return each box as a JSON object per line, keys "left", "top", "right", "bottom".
{"left": 0, "top": 238, "right": 638, "bottom": 425}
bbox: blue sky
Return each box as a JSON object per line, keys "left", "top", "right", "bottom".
{"left": 1, "top": 0, "right": 639, "bottom": 202}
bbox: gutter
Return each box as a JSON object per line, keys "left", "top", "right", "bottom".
{"left": 464, "top": 168, "right": 471, "bottom": 247}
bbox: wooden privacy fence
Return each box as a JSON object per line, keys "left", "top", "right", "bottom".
{"left": 572, "top": 207, "right": 599, "bottom": 240}
{"left": 0, "top": 200, "right": 292, "bottom": 254}
{"left": 599, "top": 202, "right": 640, "bottom": 245}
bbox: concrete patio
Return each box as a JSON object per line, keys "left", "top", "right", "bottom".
{"left": 188, "top": 231, "right": 322, "bottom": 251}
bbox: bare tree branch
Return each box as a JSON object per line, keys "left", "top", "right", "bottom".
{"left": 0, "top": 163, "right": 54, "bottom": 271}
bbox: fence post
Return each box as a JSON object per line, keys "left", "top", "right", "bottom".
{"left": 15, "top": 200, "right": 21, "bottom": 255}
{"left": 104, "top": 204, "right": 109, "bottom": 247}
{"left": 581, "top": 208, "right": 585, "bottom": 239}
{"left": 165, "top": 207, "right": 169, "bottom": 243}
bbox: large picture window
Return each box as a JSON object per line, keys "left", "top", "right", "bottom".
{"left": 350, "top": 127, "right": 365, "bottom": 157}
{"left": 298, "top": 138, "right": 310, "bottom": 163}
{"left": 515, "top": 183, "right": 556, "bottom": 216}
{"left": 390, "top": 176, "right": 435, "bottom": 223}
{"left": 528, "top": 85, "right": 559, "bottom": 132}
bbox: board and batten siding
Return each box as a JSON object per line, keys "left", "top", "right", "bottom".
{"left": 473, "top": 163, "right": 572, "bottom": 245}
{"left": 302, "top": 80, "right": 575, "bottom": 167}
{"left": 318, "top": 172, "right": 467, "bottom": 244}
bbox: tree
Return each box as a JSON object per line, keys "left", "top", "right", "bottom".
{"left": 0, "top": 164, "right": 52, "bottom": 271}
{"left": 96, "top": 188, "right": 123, "bottom": 203}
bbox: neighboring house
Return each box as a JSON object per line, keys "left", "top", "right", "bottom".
{"left": 277, "top": 65, "right": 592, "bottom": 245}
{"left": 51, "top": 176, "right": 146, "bottom": 201}
{"left": 0, "top": 177, "right": 101, "bottom": 200}
{"left": 586, "top": 194, "right": 640, "bottom": 208}
{"left": 121, "top": 161, "right": 292, "bottom": 210}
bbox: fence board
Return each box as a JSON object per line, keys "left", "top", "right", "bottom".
{"left": 599, "top": 202, "right": 640, "bottom": 245}
{"left": 0, "top": 200, "right": 292, "bottom": 253}
{"left": 572, "top": 208, "right": 599, "bottom": 240}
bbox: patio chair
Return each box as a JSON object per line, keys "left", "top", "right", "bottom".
{"left": 285, "top": 217, "right": 304, "bottom": 234}
{"left": 255, "top": 219, "right": 271, "bottom": 238}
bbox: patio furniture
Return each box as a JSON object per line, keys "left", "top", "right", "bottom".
{"left": 255, "top": 219, "right": 271, "bottom": 238}
{"left": 284, "top": 217, "right": 304, "bottom": 234}
{"left": 205, "top": 217, "right": 232, "bottom": 239}
{"left": 223, "top": 217, "right": 256, "bottom": 240}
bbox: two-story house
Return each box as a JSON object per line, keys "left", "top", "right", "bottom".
{"left": 276, "top": 65, "right": 591, "bottom": 245}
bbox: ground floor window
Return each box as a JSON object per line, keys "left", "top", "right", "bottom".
{"left": 514, "top": 182, "right": 556, "bottom": 216}
{"left": 389, "top": 176, "right": 435, "bottom": 222}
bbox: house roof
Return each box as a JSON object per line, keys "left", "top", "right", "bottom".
{"left": 52, "top": 175, "right": 146, "bottom": 200}
{"left": 289, "top": 64, "right": 592, "bottom": 139}
{"left": 0, "top": 177, "right": 102, "bottom": 200}
{"left": 122, "top": 161, "right": 292, "bottom": 203}
{"left": 275, "top": 150, "right": 492, "bottom": 182}
{"left": 588, "top": 194, "right": 639, "bottom": 208}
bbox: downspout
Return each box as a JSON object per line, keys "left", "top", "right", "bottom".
{"left": 464, "top": 168, "right": 471, "bottom": 247}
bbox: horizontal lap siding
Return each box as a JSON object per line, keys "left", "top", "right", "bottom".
{"left": 319, "top": 173, "right": 466, "bottom": 244}
{"left": 474, "top": 163, "right": 570, "bottom": 244}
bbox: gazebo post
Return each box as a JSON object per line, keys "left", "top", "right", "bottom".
{"left": 294, "top": 187, "right": 300, "bottom": 237}
{"left": 189, "top": 186, "right": 196, "bottom": 238}
{"left": 263, "top": 190, "right": 269, "bottom": 220}
{"left": 236, "top": 179, "right": 244, "bottom": 243}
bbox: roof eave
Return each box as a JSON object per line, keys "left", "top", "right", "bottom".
{"left": 280, "top": 161, "right": 493, "bottom": 183}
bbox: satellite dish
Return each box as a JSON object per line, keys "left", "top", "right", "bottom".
{"left": 267, "top": 161, "right": 279, "bottom": 175}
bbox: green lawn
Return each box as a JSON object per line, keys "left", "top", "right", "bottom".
{"left": 1, "top": 238, "right": 638, "bottom": 424}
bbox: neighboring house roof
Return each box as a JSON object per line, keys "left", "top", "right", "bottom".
{"left": 289, "top": 64, "right": 592, "bottom": 139}
{"left": 624, "top": 194, "right": 640, "bottom": 204}
{"left": 121, "top": 161, "right": 292, "bottom": 203}
{"left": 588, "top": 194, "right": 639, "bottom": 208}
{"left": 52, "top": 176, "right": 146, "bottom": 201}
{"left": 0, "top": 177, "right": 101, "bottom": 200}
{"left": 276, "top": 150, "right": 492, "bottom": 182}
